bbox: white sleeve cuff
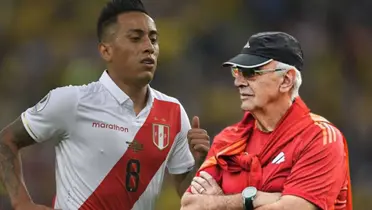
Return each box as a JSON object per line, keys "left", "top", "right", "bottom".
{"left": 21, "top": 112, "right": 40, "bottom": 142}
{"left": 168, "top": 161, "right": 195, "bottom": 174}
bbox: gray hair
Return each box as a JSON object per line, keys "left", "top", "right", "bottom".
{"left": 276, "top": 62, "right": 302, "bottom": 100}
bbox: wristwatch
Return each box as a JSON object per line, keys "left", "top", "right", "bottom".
{"left": 242, "top": 186, "right": 257, "bottom": 210}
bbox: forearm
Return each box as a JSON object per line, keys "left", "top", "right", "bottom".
{"left": 181, "top": 193, "right": 244, "bottom": 210}
{"left": 204, "top": 191, "right": 281, "bottom": 210}
{"left": 257, "top": 203, "right": 279, "bottom": 210}
{"left": 0, "top": 140, "right": 31, "bottom": 207}
{"left": 177, "top": 168, "right": 197, "bottom": 196}
{"left": 256, "top": 202, "right": 289, "bottom": 210}
{"left": 207, "top": 194, "right": 243, "bottom": 210}
{"left": 255, "top": 195, "right": 318, "bottom": 210}
{"left": 177, "top": 156, "right": 206, "bottom": 196}
{"left": 0, "top": 119, "right": 34, "bottom": 208}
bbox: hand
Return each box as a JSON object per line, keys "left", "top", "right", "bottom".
{"left": 187, "top": 116, "right": 210, "bottom": 159}
{"left": 15, "top": 202, "right": 60, "bottom": 210}
{"left": 191, "top": 171, "right": 223, "bottom": 195}
{"left": 180, "top": 194, "right": 204, "bottom": 210}
{"left": 253, "top": 191, "right": 281, "bottom": 209}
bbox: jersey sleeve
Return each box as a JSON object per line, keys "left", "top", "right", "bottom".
{"left": 21, "top": 86, "right": 78, "bottom": 143}
{"left": 282, "top": 123, "right": 348, "bottom": 210}
{"left": 166, "top": 104, "right": 195, "bottom": 174}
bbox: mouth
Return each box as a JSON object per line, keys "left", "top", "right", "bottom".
{"left": 140, "top": 58, "right": 155, "bottom": 68}
{"left": 240, "top": 93, "right": 253, "bottom": 100}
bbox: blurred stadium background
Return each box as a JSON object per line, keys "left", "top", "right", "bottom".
{"left": 0, "top": 0, "right": 371, "bottom": 209}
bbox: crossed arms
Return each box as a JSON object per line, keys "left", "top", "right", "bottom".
{"left": 181, "top": 128, "right": 348, "bottom": 210}
{"left": 180, "top": 171, "right": 317, "bottom": 210}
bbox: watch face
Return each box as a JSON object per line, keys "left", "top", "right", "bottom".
{"left": 242, "top": 187, "right": 257, "bottom": 198}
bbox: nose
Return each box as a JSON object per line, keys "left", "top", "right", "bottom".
{"left": 234, "top": 75, "right": 248, "bottom": 88}
{"left": 143, "top": 37, "right": 155, "bottom": 54}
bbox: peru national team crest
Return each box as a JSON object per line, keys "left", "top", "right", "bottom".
{"left": 152, "top": 124, "right": 170, "bottom": 150}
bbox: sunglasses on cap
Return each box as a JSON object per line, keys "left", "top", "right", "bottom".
{"left": 231, "top": 66, "right": 286, "bottom": 78}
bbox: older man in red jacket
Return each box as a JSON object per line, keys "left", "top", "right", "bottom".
{"left": 181, "top": 32, "right": 352, "bottom": 210}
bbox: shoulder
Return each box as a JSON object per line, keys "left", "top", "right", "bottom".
{"left": 150, "top": 88, "right": 182, "bottom": 105}
{"left": 294, "top": 113, "right": 346, "bottom": 160}
{"left": 150, "top": 88, "right": 191, "bottom": 130}
{"left": 41, "top": 81, "right": 110, "bottom": 113}
{"left": 150, "top": 88, "right": 187, "bottom": 115}
{"left": 77, "top": 81, "right": 107, "bottom": 100}
{"left": 36, "top": 85, "right": 79, "bottom": 112}
{"left": 304, "top": 113, "right": 344, "bottom": 145}
{"left": 49, "top": 85, "right": 79, "bottom": 98}
{"left": 48, "top": 81, "right": 104, "bottom": 100}
{"left": 60, "top": 81, "right": 113, "bottom": 108}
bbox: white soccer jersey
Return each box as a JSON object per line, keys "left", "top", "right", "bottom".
{"left": 21, "top": 71, "right": 195, "bottom": 210}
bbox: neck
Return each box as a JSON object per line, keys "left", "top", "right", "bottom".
{"left": 252, "top": 98, "right": 293, "bottom": 132}
{"left": 107, "top": 70, "right": 148, "bottom": 115}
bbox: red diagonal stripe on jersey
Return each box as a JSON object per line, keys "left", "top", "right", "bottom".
{"left": 164, "top": 126, "right": 169, "bottom": 147}
{"left": 154, "top": 124, "right": 159, "bottom": 147}
{"left": 79, "top": 99, "right": 181, "bottom": 210}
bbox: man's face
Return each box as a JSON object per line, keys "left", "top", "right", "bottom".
{"left": 234, "top": 61, "right": 287, "bottom": 111}
{"left": 100, "top": 12, "right": 159, "bottom": 87}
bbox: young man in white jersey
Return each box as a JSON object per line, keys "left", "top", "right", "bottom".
{"left": 0, "top": 0, "right": 210, "bottom": 209}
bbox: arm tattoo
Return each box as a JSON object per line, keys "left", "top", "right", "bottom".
{"left": 0, "top": 117, "right": 36, "bottom": 201}
{"left": 0, "top": 139, "right": 19, "bottom": 198}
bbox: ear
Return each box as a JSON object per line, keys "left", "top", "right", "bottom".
{"left": 98, "top": 42, "right": 113, "bottom": 63}
{"left": 279, "top": 69, "right": 296, "bottom": 93}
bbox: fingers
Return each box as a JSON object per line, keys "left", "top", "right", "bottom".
{"left": 193, "top": 176, "right": 212, "bottom": 188}
{"left": 189, "top": 138, "right": 210, "bottom": 146}
{"left": 199, "top": 171, "right": 217, "bottom": 186}
{"left": 188, "top": 129, "right": 208, "bottom": 135}
{"left": 189, "top": 137, "right": 210, "bottom": 147}
{"left": 193, "top": 144, "right": 210, "bottom": 153}
{"left": 188, "top": 132, "right": 210, "bottom": 145}
{"left": 188, "top": 133, "right": 209, "bottom": 140}
{"left": 191, "top": 186, "right": 199, "bottom": 194}
{"left": 191, "top": 172, "right": 224, "bottom": 196}
{"left": 188, "top": 117, "right": 210, "bottom": 155}
{"left": 188, "top": 133, "right": 209, "bottom": 145}
{"left": 188, "top": 133, "right": 210, "bottom": 146}
{"left": 191, "top": 116, "right": 200, "bottom": 129}
{"left": 191, "top": 180, "right": 206, "bottom": 194}
{"left": 199, "top": 171, "right": 214, "bottom": 179}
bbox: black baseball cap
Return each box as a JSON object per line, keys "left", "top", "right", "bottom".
{"left": 223, "top": 32, "right": 304, "bottom": 70}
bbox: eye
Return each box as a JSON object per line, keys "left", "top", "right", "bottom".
{"left": 248, "top": 69, "right": 263, "bottom": 77}
{"left": 252, "top": 71, "right": 263, "bottom": 76}
{"left": 130, "top": 37, "right": 141, "bottom": 42}
{"left": 150, "top": 37, "right": 158, "bottom": 44}
{"left": 241, "top": 69, "right": 257, "bottom": 78}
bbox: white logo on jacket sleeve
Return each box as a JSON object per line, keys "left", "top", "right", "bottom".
{"left": 153, "top": 124, "right": 170, "bottom": 150}
{"left": 271, "top": 152, "right": 285, "bottom": 164}
{"left": 244, "top": 41, "right": 250, "bottom": 48}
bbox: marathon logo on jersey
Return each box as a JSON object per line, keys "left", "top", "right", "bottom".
{"left": 92, "top": 122, "right": 129, "bottom": 133}
{"left": 152, "top": 124, "right": 170, "bottom": 150}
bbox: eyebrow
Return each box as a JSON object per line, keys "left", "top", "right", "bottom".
{"left": 127, "top": 29, "right": 158, "bottom": 36}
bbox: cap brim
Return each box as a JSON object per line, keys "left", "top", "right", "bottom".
{"left": 222, "top": 54, "right": 272, "bottom": 68}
